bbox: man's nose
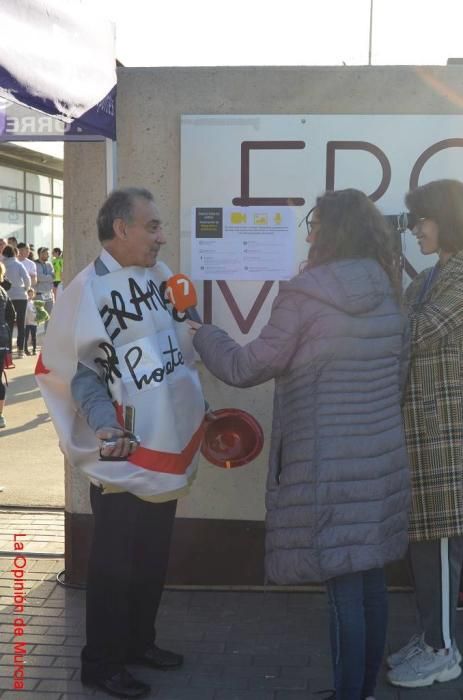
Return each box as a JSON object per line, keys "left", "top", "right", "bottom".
{"left": 156, "top": 227, "right": 167, "bottom": 244}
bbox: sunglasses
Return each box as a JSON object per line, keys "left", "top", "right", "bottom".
{"left": 299, "top": 207, "right": 320, "bottom": 236}
{"left": 384, "top": 212, "right": 425, "bottom": 232}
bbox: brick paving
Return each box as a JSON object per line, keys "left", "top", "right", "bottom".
{"left": 0, "top": 509, "right": 64, "bottom": 556}
{"left": 1, "top": 510, "right": 463, "bottom": 699}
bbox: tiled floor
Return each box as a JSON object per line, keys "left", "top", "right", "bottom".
{"left": 1, "top": 510, "right": 463, "bottom": 699}
{"left": 0, "top": 509, "right": 64, "bottom": 555}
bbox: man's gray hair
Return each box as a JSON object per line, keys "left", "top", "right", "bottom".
{"left": 97, "top": 187, "right": 154, "bottom": 242}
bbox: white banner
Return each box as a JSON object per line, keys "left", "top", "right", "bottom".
{"left": 181, "top": 114, "right": 463, "bottom": 340}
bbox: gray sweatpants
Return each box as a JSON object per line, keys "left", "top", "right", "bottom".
{"left": 409, "top": 536, "right": 463, "bottom": 650}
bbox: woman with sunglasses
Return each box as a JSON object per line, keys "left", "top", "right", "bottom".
{"left": 189, "top": 188, "right": 410, "bottom": 700}
{"left": 387, "top": 179, "right": 463, "bottom": 689}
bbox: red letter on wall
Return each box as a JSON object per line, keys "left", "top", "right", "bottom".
{"left": 232, "top": 140, "right": 306, "bottom": 206}
{"left": 326, "top": 141, "right": 391, "bottom": 201}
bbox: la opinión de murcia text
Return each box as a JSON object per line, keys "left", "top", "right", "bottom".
{"left": 11, "top": 533, "right": 27, "bottom": 690}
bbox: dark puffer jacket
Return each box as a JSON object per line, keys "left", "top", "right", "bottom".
{"left": 193, "top": 259, "right": 410, "bottom": 584}
{"left": 0, "top": 287, "right": 15, "bottom": 349}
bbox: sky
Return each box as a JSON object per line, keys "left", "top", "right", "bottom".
{"left": 13, "top": 0, "right": 463, "bottom": 160}
{"left": 93, "top": 0, "right": 463, "bottom": 68}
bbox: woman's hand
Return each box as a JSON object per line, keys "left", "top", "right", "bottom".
{"left": 186, "top": 319, "right": 202, "bottom": 335}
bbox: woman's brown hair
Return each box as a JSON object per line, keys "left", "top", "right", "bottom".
{"left": 405, "top": 179, "right": 463, "bottom": 254}
{"left": 305, "top": 188, "right": 401, "bottom": 296}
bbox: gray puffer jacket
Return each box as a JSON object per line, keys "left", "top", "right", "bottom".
{"left": 193, "top": 259, "right": 410, "bottom": 584}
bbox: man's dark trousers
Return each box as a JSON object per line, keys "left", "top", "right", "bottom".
{"left": 82, "top": 484, "right": 177, "bottom": 679}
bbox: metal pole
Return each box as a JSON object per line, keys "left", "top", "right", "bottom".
{"left": 368, "top": 0, "right": 374, "bottom": 65}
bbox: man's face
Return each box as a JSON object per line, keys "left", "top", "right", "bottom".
{"left": 0, "top": 239, "right": 6, "bottom": 254}
{"left": 18, "top": 245, "right": 29, "bottom": 259}
{"left": 116, "top": 197, "right": 166, "bottom": 267}
{"left": 39, "top": 249, "right": 49, "bottom": 262}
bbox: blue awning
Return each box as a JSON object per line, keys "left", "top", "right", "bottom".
{"left": 0, "top": 0, "right": 116, "bottom": 141}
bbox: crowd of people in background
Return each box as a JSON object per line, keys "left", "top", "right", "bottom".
{"left": 0, "top": 235, "right": 63, "bottom": 429}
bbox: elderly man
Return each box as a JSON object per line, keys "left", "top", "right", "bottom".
{"left": 36, "top": 188, "right": 206, "bottom": 699}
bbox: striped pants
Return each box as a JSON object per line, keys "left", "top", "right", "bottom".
{"left": 409, "top": 536, "right": 463, "bottom": 650}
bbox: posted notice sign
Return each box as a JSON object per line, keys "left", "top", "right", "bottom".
{"left": 191, "top": 206, "right": 295, "bottom": 281}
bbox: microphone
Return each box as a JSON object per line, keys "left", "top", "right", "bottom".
{"left": 165, "top": 273, "right": 202, "bottom": 322}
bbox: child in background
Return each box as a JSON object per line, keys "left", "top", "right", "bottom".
{"left": 52, "top": 247, "right": 63, "bottom": 300}
{"left": 24, "top": 287, "right": 37, "bottom": 356}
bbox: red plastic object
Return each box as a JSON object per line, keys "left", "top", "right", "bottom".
{"left": 4, "top": 352, "right": 15, "bottom": 369}
{"left": 201, "top": 408, "right": 264, "bottom": 469}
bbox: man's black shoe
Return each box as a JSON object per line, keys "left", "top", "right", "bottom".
{"left": 81, "top": 667, "right": 150, "bottom": 698}
{"left": 127, "top": 643, "right": 184, "bottom": 670}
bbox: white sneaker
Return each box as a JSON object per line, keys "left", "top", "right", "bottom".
{"left": 0, "top": 415, "right": 5, "bottom": 428}
{"left": 388, "top": 633, "right": 462, "bottom": 668}
{"left": 387, "top": 645, "right": 462, "bottom": 688}
{"left": 387, "top": 634, "right": 425, "bottom": 668}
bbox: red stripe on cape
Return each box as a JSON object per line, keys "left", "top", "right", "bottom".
{"left": 115, "top": 403, "right": 205, "bottom": 475}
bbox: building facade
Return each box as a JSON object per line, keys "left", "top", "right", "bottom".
{"left": 0, "top": 143, "right": 63, "bottom": 249}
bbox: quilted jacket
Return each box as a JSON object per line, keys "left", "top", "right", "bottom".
{"left": 404, "top": 250, "right": 463, "bottom": 541}
{"left": 193, "top": 259, "right": 410, "bottom": 583}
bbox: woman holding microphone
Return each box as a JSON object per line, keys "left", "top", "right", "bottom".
{"left": 189, "top": 188, "right": 410, "bottom": 700}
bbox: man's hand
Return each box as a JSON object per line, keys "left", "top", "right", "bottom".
{"left": 96, "top": 427, "right": 138, "bottom": 460}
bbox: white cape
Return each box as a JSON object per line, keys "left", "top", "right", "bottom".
{"left": 36, "top": 258, "right": 205, "bottom": 502}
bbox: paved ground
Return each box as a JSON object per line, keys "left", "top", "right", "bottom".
{"left": 0, "top": 341, "right": 64, "bottom": 508}
{"left": 2, "top": 336, "right": 463, "bottom": 698}
{"left": 0, "top": 509, "right": 64, "bottom": 556}
{"left": 1, "top": 511, "right": 463, "bottom": 699}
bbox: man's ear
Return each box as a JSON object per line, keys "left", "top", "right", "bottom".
{"left": 113, "top": 218, "right": 126, "bottom": 240}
